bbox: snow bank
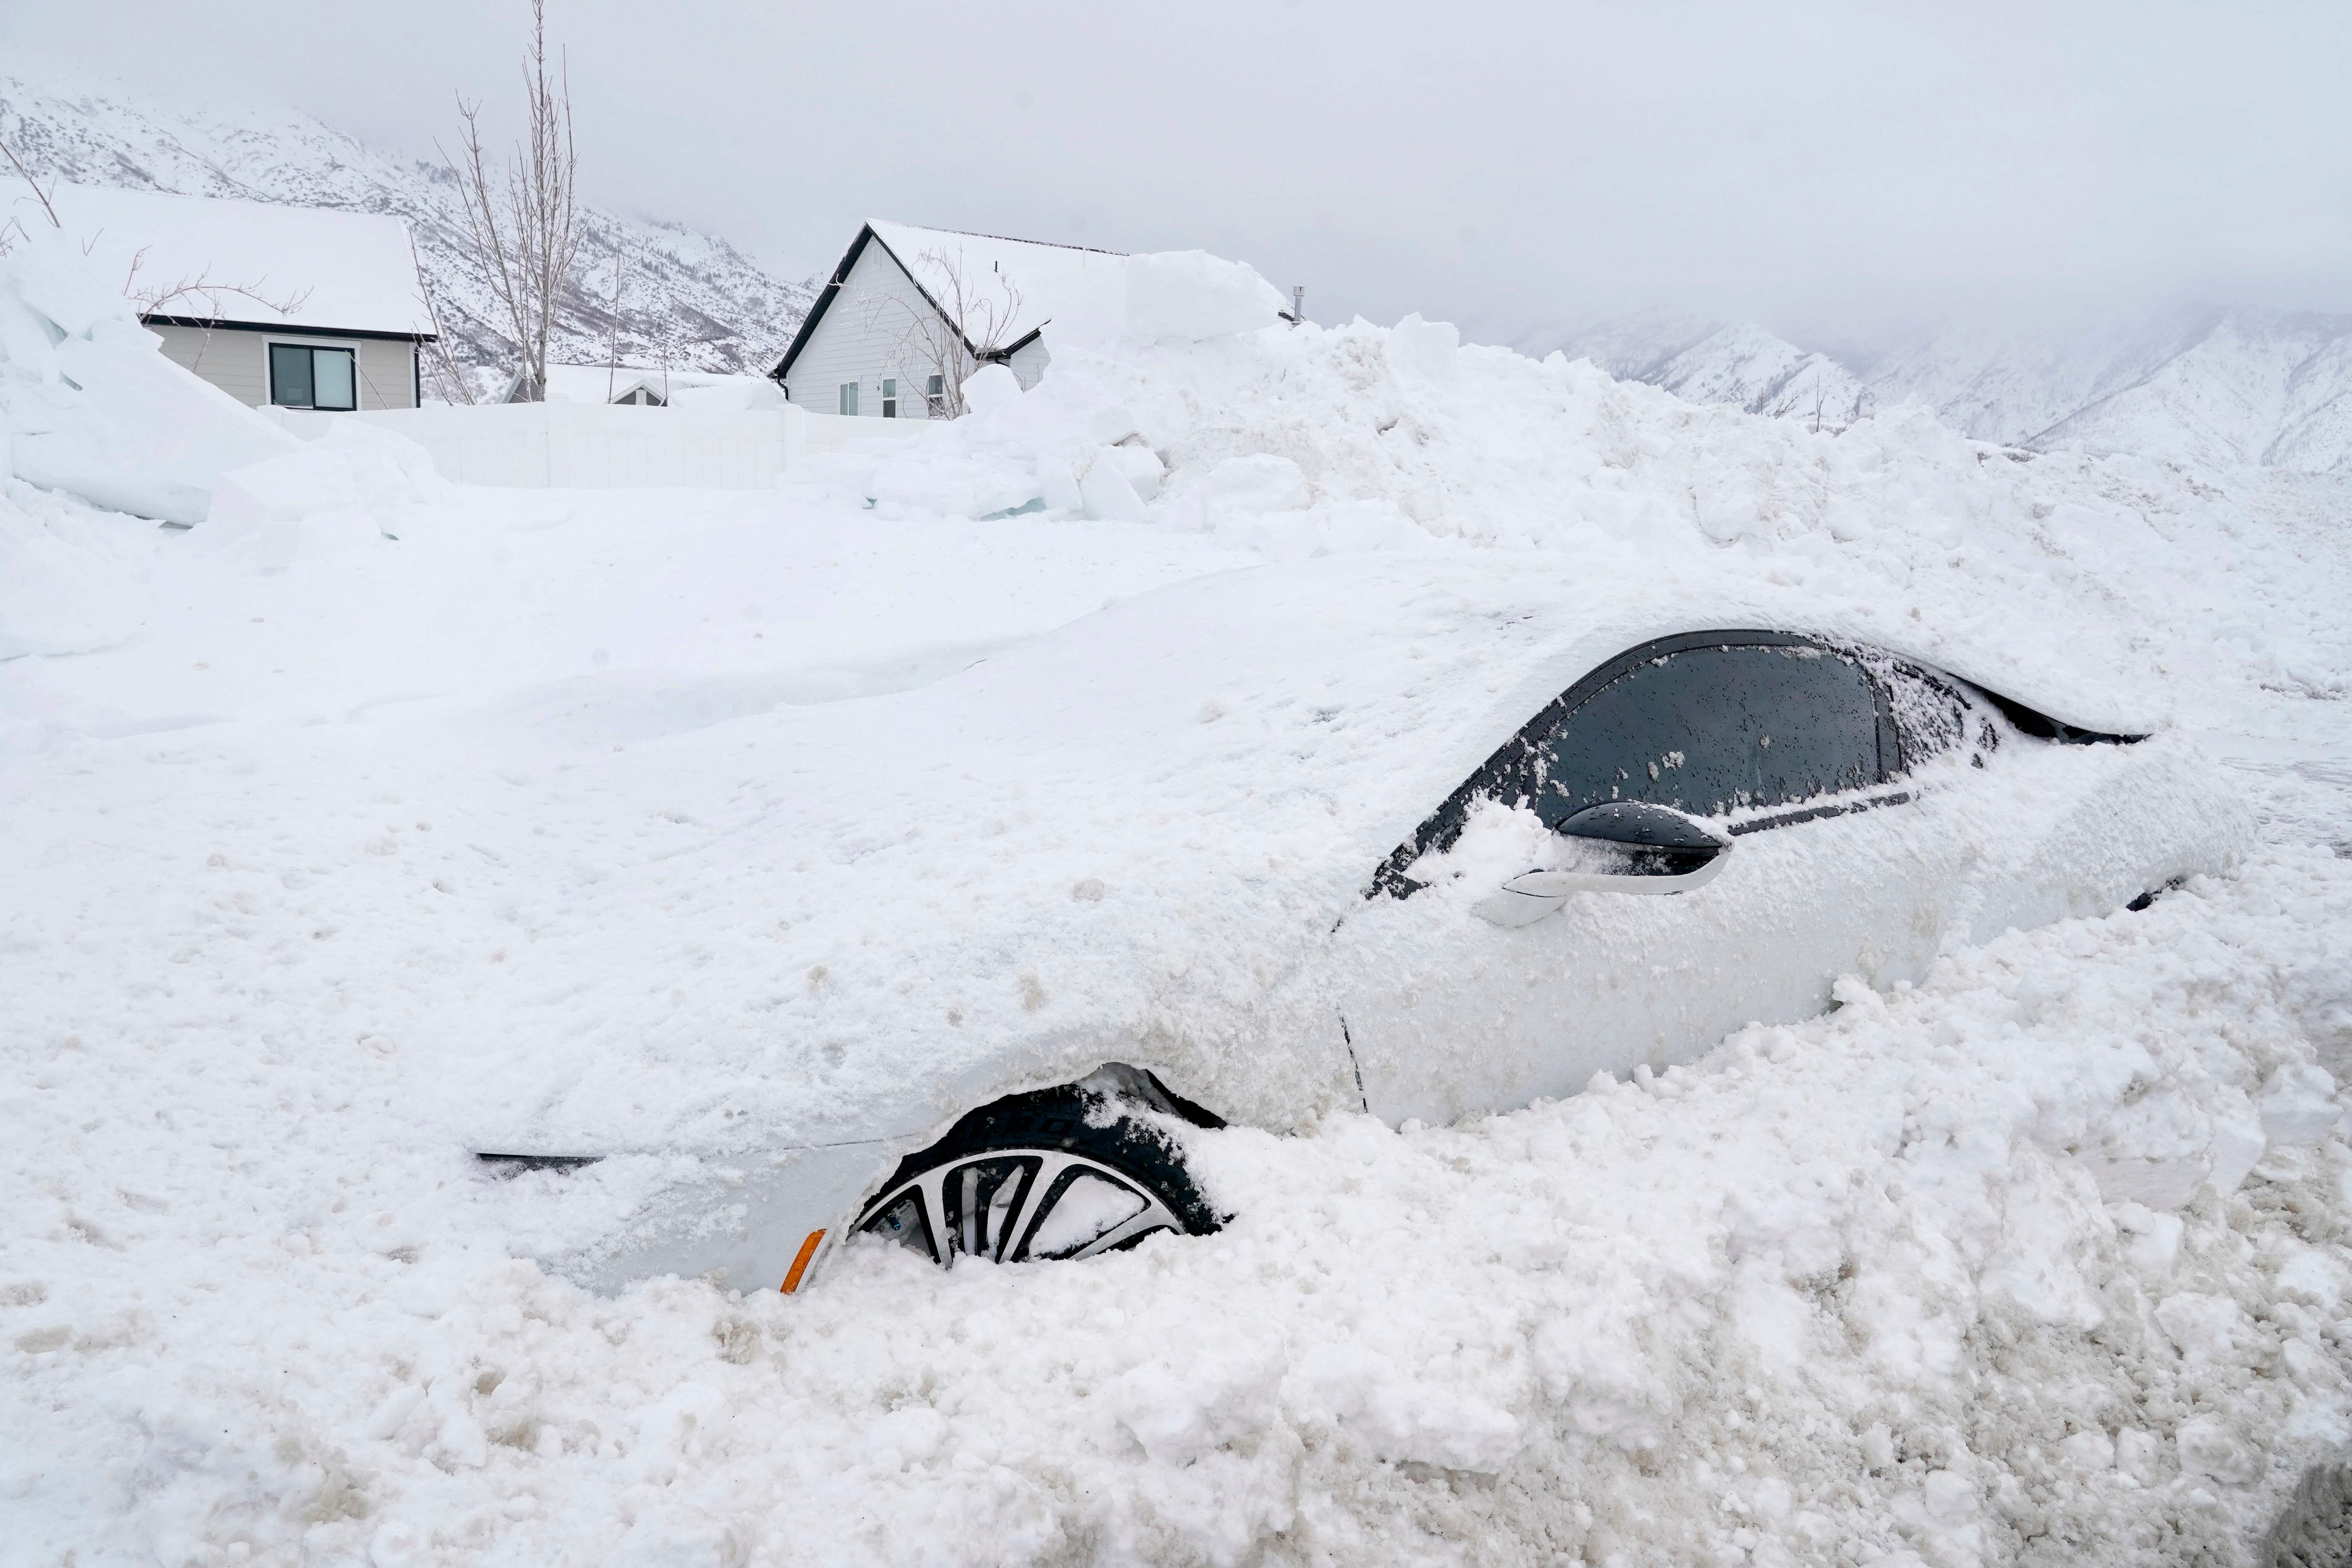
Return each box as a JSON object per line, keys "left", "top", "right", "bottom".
{"left": 0, "top": 236, "right": 297, "bottom": 524}
{"left": 811, "top": 309, "right": 2348, "bottom": 728}
{"left": 0, "top": 482, "right": 149, "bottom": 659}
{"left": 6, "top": 242, "right": 2352, "bottom": 1565}
{"left": 201, "top": 420, "right": 448, "bottom": 571}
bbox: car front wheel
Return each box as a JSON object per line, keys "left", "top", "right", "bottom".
{"left": 852, "top": 1068, "right": 1220, "bottom": 1267}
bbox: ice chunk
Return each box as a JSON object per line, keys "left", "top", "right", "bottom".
{"left": 1102, "top": 442, "right": 1165, "bottom": 502}
{"left": 2154, "top": 1292, "right": 2243, "bottom": 1360}
{"left": 1125, "top": 250, "right": 1286, "bottom": 343}
{"left": 2058, "top": 1430, "right": 2116, "bottom": 1471}
{"left": 2259, "top": 1063, "right": 2340, "bottom": 1146}
{"left": 1389, "top": 313, "right": 1461, "bottom": 382}
{"left": 2175, "top": 1415, "right": 2263, "bottom": 1485}
{"left": 1, "top": 236, "right": 297, "bottom": 524}
{"left": 961, "top": 364, "right": 1022, "bottom": 417}
{"left": 2112, "top": 1203, "right": 2184, "bottom": 1278}
{"left": 209, "top": 419, "right": 445, "bottom": 527}
{"left": 1077, "top": 453, "right": 1147, "bottom": 523}
{"left": 2206, "top": 1090, "right": 2267, "bottom": 1197}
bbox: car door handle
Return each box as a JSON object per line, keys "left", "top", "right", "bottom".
{"left": 1473, "top": 804, "right": 1734, "bottom": 927}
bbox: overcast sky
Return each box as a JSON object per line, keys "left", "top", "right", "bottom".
{"left": 10, "top": 1, "right": 2349, "bottom": 349}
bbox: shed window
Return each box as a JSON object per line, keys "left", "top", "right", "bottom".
{"left": 838, "top": 382, "right": 860, "bottom": 416}
{"left": 882, "top": 378, "right": 898, "bottom": 418}
{"left": 269, "top": 344, "right": 358, "bottom": 411}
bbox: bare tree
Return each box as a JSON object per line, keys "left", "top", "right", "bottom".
{"left": 0, "top": 124, "right": 60, "bottom": 256}
{"left": 409, "top": 228, "right": 478, "bottom": 404}
{"left": 440, "top": 0, "right": 585, "bottom": 403}
{"left": 862, "top": 246, "right": 1024, "bottom": 418}
{"left": 602, "top": 241, "right": 625, "bottom": 400}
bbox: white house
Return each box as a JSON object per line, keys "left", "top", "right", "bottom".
{"left": 39, "top": 183, "right": 435, "bottom": 412}
{"left": 771, "top": 220, "right": 1129, "bottom": 418}
{"left": 500, "top": 362, "right": 788, "bottom": 410}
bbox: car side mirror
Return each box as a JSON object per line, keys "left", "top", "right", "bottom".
{"left": 1474, "top": 802, "right": 1735, "bottom": 927}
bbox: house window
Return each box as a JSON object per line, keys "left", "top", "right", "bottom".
{"left": 269, "top": 343, "right": 358, "bottom": 411}
{"left": 882, "top": 378, "right": 898, "bottom": 418}
{"left": 839, "top": 382, "right": 859, "bottom": 416}
{"left": 926, "top": 373, "right": 945, "bottom": 416}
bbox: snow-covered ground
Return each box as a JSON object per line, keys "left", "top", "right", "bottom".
{"left": 5, "top": 288, "right": 2352, "bottom": 1565}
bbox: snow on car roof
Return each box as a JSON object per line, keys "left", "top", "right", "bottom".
{"left": 36, "top": 182, "right": 432, "bottom": 336}
{"left": 865, "top": 219, "right": 1130, "bottom": 352}
{"left": 470, "top": 544, "right": 2154, "bottom": 1159}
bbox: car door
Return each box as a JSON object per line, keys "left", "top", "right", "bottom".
{"left": 1327, "top": 632, "right": 1976, "bottom": 1127}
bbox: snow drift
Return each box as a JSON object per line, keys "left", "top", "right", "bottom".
{"left": 3, "top": 242, "right": 2352, "bottom": 1567}
{"left": 0, "top": 234, "right": 297, "bottom": 525}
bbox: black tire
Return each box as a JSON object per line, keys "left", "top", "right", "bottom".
{"left": 854, "top": 1068, "right": 1220, "bottom": 1267}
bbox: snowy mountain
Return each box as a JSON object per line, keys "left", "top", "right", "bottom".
{"left": 1536, "top": 305, "right": 2352, "bottom": 471}
{"left": 0, "top": 64, "right": 815, "bottom": 397}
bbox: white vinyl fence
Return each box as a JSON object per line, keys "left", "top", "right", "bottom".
{"left": 268, "top": 402, "right": 925, "bottom": 490}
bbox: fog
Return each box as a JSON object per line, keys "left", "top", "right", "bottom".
{"left": 12, "top": 0, "right": 2349, "bottom": 347}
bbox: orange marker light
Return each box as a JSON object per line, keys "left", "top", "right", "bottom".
{"left": 780, "top": 1229, "right": 826, "bottom": 1294}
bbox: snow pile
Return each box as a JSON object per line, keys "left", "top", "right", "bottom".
{"left": 0, "top": 481, "right": 150, "bottom": 659}
{"left": 6, "top": 789, "right": 2349, "bottom": 1563}
{"left": 5, "top": 261, "right": 2352, "bottom": 1564}
{"left": 1123, "top": 250, "right": 1287, "bottom": 344}
{"left": 200, "top": 420, "right": 448, "bottom": 572}
{"left": 813, "top": 311, "right": 2352, "bottom": 719}
{"left": 0, "top": 234, "right": 298, "bottom": 524}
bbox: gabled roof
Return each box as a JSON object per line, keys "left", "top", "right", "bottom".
{"left": 505, "top": 363, "right": 787, "bottom": 407}
{"left": 772, "top": 221, "right": 1128, "bottom": 383}
{"left": 32, "top": 182, "right": 434, "bottom": 338}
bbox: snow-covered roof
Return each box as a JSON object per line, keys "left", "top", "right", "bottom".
{"left": 863, "top": 220, "right": 1129, "bottom": 353}
{"left": 31, "top": 182, "right": 433, "bottom": 337}
{"left": 516, "top": 363, "right": 785, "bottom": 407}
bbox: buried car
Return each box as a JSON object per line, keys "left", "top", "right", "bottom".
{"left": 478, "top": 552, "right": 2249, "bottom": 1294}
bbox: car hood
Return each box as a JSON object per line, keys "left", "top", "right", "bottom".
{"left": 464, "top": 544, "right": 2168, "bottom": 1156}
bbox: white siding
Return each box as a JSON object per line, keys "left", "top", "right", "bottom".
{"left": 781, "top": 242, "right": 959, "bottom": 419}
{"left": 149, "top": 323, "right": 419, "bottom": 410}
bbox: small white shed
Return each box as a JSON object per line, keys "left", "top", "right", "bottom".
{"left": 500, "top": 363, "right": 789, "bottom": 409}
{"left": 38, "top": 183, "right": 435, "bottom": 412}
{"left": 771, "top": 221, "right": 1128, "bottom": 419}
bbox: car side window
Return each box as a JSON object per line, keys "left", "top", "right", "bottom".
{"left": 1370, "top": 631, "right": 1929, "bottom": 898}
{"left": 1526, "top": 642, "right": 1889, "bottom": 828}
{"left": 1879, "top": 663, "right": 1969, "bottom": 764}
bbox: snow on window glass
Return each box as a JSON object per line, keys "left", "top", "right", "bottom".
{"left": 1535, "top": 643, "right": 1883, "bottom": 823}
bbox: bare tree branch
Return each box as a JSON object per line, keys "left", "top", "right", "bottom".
{"left": 409, "top": 226, "right": 477, "bottom": 404}
{"left": 123, "top": 246, "right": 315, "bottom": 320}
{"left": 0, "top": 121, "right": 62, "bottom": 255}
{"left": 858, "top": 246, "right": 1024, "bottom": 418}
{"left": 603, "top": 241, "right": 625, "bottom": 401}
{"left": 436, "top": 0, "right": 584, "bottom": 401}
{"left": 0, "top": 125, "right": 61, "bottom": 232}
